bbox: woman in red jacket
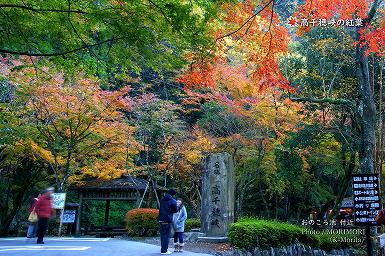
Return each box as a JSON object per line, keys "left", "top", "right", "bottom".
{"left": 35, "top": 187, "right": 54, "bottom": 244}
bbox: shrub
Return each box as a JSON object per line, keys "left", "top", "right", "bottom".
{"left": 125, "top": 208, "right": 159, "bottom": 237}
{"left": 228, "top": 219, "right": 320, "bottom": 250}
{"left": 185, "top": 218, "right": 200, "bottom": 231}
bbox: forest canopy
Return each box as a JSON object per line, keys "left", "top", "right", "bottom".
{"left": 1, "top": 0, "right": 385, "bottom": 236}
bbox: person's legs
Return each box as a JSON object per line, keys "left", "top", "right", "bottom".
{"left": 173, "top": 231, "right": 178, "bottom": 243}
{"left": 178, "top": 232, "right": 184, "bottom": 244}
{"left": 173, "top": 232, "right": 179, "bottom": 252}
{"left": 36, "top": 218, "right": 48, "bottom": 244}
{"left": 165, "top": 223, "right": 171, "bottom": 252}
{"left": 32, "top": 222, "right": 37, "bottom": 237}
{"left": 36, "top": 220, "right": 42, "bottom": 242}
{"left": 160, "top": 223, "right": 168, "bottom": 253}
{"left": 179, "top": 232, "right": 184, "bottom": 252}
{"left": 27, "top": 223, "right": 36, "bottom": 238}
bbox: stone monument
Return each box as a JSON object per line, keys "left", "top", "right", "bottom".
{"left": 200, "top": 152, "right": 235, "bottom": 239}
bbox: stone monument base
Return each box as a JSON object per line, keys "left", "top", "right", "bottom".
{"left": 197, "top": 236, "right": 228, "bottom": 243}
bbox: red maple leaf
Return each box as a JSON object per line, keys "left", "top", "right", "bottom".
{"left": 287, "top": 16, "right": 297, "bottom": 27}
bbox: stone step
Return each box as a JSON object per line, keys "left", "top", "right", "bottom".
{"left": 197, "top": 236, "right": 228, "bottom": 243}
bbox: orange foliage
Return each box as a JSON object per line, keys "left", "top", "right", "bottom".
{"left": 294, "top": 0, "right": 371, "bottom": 20}
{"left": 357, "top": 25, "right": 385, "bottom": 56}
{"left": 178, "top": 0, "right": 292, "bottom": 94}
{"left": 10, "top": 67, "right": 139, "bottom": 183}
{"left": 125, "top": 208, "right": 159, "bottom": 219}
{"left": 125, "top": 208, "right": 160, "bottom": 236}
{"left": 170, "top": 128, "right": 216, "bottom": 179}
{"left": 295, "top": 0, "right": 385, "bottom": 56}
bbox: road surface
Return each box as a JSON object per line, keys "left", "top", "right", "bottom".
{"left": 0, "top": 237, "right": 212, "bottom": 256}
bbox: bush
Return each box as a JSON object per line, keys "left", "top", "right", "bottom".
{"left": 125, "top": 208, "right": 159, "bottom": 237}
{"left": 228, "top": 219, "right": 320, "bottom": 250}
{"left": 185, "top": 218, "right": 200, "bottom": 231}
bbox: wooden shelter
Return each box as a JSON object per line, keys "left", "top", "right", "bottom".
{"left": 72, "top": 175, "right": 167, "bottom": 235}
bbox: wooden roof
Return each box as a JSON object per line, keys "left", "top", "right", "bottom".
{"left": 72, "top": 175, "right": 167, "bottom": 192}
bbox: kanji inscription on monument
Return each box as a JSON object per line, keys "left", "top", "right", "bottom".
{"left": 201, "top": 153, "right": 235, "bottom": 237}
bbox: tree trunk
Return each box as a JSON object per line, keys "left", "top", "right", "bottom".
{"left": 283, "top": 189, "right": 290, "bottom": 220}
{"left": 355, "top": 24, "right": 377, "bottom": 256}
{"left": 332, "top": 151, "right": 356, "bottom": 216}
{"left": 356, "top": 39, "right": 376, "bottom": 174}
{"left": 0, "top": 187, "right": 29, "bottom": 236}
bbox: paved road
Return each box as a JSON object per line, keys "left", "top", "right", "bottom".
{"left": 0, "top": 237, "right": 212, "bottom": 256}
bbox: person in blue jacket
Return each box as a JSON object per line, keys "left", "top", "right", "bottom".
{"left": 159, "top": 189, "right": 178, "bottom": 255}
{"left": 172, "top": 198, "right": 187, "bottom": 252}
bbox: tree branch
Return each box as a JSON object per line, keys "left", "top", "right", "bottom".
{"left": 67, "top": 0, "right": 104, "bottom": 64}
{"left": 148, "top": 0, "right": 173, "bottom": 27}
{"left": 265, "top": 0, "right": 275, "bottom": 57}
{"left": 365, "top": 0, "right": 383, "bottom": 24}
{"left": 290, "top": 96, "right": 362, "bottom": 125}
{"left": 0, "top": 4, "right": 86, "bottom": 14}
{"left": 0, "top": 37, "right": 124, "bottom": 56}
{"left": 290, "top": 97, "right": 355, "bottom": 108}
{"left": 216, "top": 0, "right": 274, "bottom": 41}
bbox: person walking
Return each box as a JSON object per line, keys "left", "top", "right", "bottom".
{"left": 35, "top": 187, "right": 54, "bottom": 244}
{"left": 172, "top": 198, "right": 187, "bottom": 253}
{"left": 159, "top": 189, "right": 178, "bottom": 255}
{"left": 26, "top": 194, "right": 39, "bottom": 238}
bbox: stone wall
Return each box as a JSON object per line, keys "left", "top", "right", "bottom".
{"left": 216, "top": 243, "right": 356, "bottom": 256}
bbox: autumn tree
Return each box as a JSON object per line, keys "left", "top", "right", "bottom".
{"left": 9, "top": 66, "right": 138, "bottom": 192}
{"left": 288, "top": 2, "right": 384, "bottom": 253}
{"left": 0, "top": 69, "right": 52, "bottom": 235}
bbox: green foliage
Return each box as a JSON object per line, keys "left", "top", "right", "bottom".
{"left": 128, "top": 93, "right": 187, "bottom": 179}
{"left": 281, "top": 27, "right": 357, "bottom": 101}
{"left": 0, "top": 0, "right": 224, "bottom": 78}
{"left": 197, "top": 102, "right": 250, "bottom": 137}
{"left": 185, "top": 218, "right": 200, "bottom": 231}
{"left": 228, "top": 219, "right": 364, "bottom": 251}
{"left": 0, "top": 143, "right": 50, "bottom": 235}
{"left": 125, "top": 208, "right": 159, "bottom": 237}
{"left": 80, "top": 201, "right": 135, "bottom": 228}
{"left": 228, "top": 219, "right": 319, "bottom": 250}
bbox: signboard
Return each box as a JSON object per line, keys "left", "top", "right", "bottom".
{"left": 61, "top": 210, "right": 76, "bottom": 224}
{"left": 52, "top": 193, "right": 66, "bottom": 209}
{"left": 352, "top": 174, "right": 381, "bottom": 226}
{"left": 340, "top": 198, "right": 354, "bottom": 208}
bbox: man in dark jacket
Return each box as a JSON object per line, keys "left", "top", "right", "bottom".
{"left": 159, "top": 189, "right": 178, "bottom": 254}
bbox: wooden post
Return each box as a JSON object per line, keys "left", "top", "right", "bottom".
{"left": 58, "top": 209, "right": 64, "bottom": 236}
{"left": 104, "top": 196, "right": 110, "bottom": 226}
{"left": 151, "top": 179, "right": 160, "bottom": 208}
{"left": 75, "top": 192, "right": 83, "bottom": 236}
{"left": 138, "top": 182, "right": 149, "bottom": 208}
{"left": 366, "top": 226, "right": 374, "bottom": 256}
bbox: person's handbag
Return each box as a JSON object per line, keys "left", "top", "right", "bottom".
{"left": 28, "top": 209, "right": 38, "bottom": 223}
{"left": 375, "top": 209, "right": 385, "bottom": 225}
